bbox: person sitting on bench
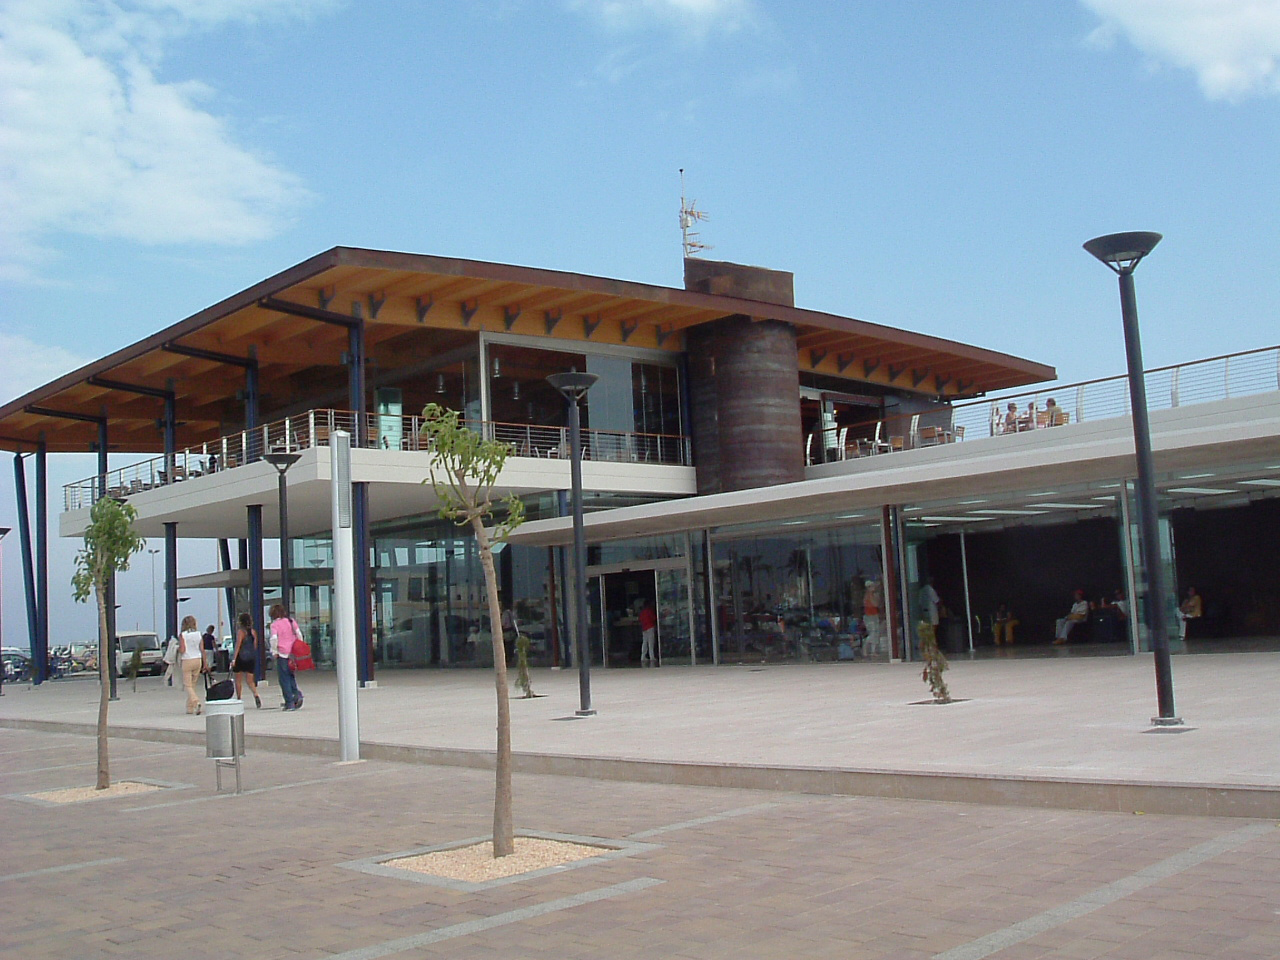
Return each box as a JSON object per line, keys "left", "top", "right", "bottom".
{"left": 1053, "top": 589, "right": 1090, "bottom": 645}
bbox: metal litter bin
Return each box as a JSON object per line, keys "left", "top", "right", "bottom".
{"left": 205, "top": 698, "right": 245, "bottom": 793}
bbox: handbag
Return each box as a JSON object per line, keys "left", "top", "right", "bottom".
{"left": 291, "top": 639, "right": 316, "bottom": 671}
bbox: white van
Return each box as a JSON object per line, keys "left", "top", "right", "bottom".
{"left": 115, "top": 631, "right": 164, "bottom": 676}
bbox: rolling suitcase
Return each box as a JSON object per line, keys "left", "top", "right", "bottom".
{"left": 204, "top": 673, "right": 235, "bottom": 701}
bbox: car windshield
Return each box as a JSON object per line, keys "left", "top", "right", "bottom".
{"left": 118, "top": 635, "right": 160, "bottom": 653}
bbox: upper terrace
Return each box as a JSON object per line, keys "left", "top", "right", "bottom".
{"left": 57, "top": 343, "right": 1280, "bottom": 540}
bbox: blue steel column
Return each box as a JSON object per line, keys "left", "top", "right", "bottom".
{"left": 98, "top": 420, "right": 119, "bottom": 700}
{"left": 164, "top": 522, "right": 178, "bottom": 645}
{"left": 34, "top": 441, "right": 48, "bottom": 684}
{"left": 353, "top": 484, "right": 374, "bottom": 684}
{"left": 348, "top": 317, "right": 374, "bottom": 684}
{"left": 245, "top": 358, "right": 260, "bottom": 463}
{"left": 218, "top": 539, "right": 236, "bottom": 626}
{"left": 247, "top": 506, "right": 265, "bottom": 682}
{"left": 13, "top": 454, "right": 38, "bottom": 659}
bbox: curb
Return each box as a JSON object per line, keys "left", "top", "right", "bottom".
{"left": 4, "top": 717, "right": 1276, "bottom": 820}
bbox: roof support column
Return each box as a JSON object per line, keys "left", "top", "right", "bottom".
{"left": 247, "top": 506, "right": 266, "bottom": 683}
{"left": 348, "top": 322, "right": 366, "bottom": 447}
{"left": 35, "top": 440, "right": 48, "bottom": 684}
{"left": 12, "top": 454, "right": 38, "bottom": 662}
{"left": 245, "top": 357, "right": 260, "bottom": 463}
{"left": 353, "top": 482, "right": 375, "bottom": 685}
{"left": 163, "top": 387, "right": 176, "bottom": 480}
{"left": 218, "top": 539, "right": 236, "bottom": 631}
{"left": 164, "top": 522, "right": 178, "bottom": 646}
{"left": 95, "top": 416, "right": 118, "bottom": 700}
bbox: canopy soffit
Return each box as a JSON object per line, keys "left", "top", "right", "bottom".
{"left": 0, "top": 247, "right": 1055, "bottom": 453}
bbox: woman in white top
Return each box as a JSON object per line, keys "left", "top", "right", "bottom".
{"left": 178, "top": 615, "right": 206, "bottom": 715}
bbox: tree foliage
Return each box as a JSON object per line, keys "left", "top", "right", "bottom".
{"left": 419, "top": 403, "right": 525, "bottom": 856}
{"left": 917, "top": 621, "right": 952, "bottom": 704}
{"left": 72, "top": 496, "right": 145, "bottom": 789}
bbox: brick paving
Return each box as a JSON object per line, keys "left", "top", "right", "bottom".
{"left": 2, "top": 727, "right": 1278, "bottom": 960}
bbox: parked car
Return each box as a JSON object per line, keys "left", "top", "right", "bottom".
{"left": 115, "top": 631, "right": 165, "bottom": 677}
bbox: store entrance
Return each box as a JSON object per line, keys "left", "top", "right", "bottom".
{"left": 587, "top": 560, "right": 694, "bottom": 667}
{"left": 596, "top": 569, "right": 657, "bottom": 666}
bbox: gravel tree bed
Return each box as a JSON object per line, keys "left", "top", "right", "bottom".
{"left": 386, "top": 837, "right": 611, "bottom": 883}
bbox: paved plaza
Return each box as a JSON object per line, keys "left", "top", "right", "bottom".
{"left": 2, "top": 653, "right": 1279, "bottom": 958}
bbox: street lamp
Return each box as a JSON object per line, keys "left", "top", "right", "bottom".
{"left": 147, "top": 547, "right": 161, "bottom": 635}
{"left": 1084, "top": 231, "right": 1181, "bottom": 725}
{"left": 263, "top": 451, "right": 302, "bottom": 615}
{"left": 546, "top": 372, "right": 599, "bottom": 716}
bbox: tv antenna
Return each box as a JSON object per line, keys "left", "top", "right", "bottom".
{"left": 679, "top": 169, "right": 711, "bottom": 258}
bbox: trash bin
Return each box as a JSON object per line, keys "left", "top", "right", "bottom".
{"left": 205, "top": 698, "right": 245, "bottom": 759}
{"left": 206, "top": 698, "right": 245, "bottom": 793}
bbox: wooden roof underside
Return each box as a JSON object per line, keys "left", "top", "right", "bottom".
{"left": 0, "top": 247, "right": 1055, "bottom": 453}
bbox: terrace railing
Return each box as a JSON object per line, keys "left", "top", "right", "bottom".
{"left": 808, "top": 344, "right": 1280, "bottom": 465}
{"left": 65, "top": 409, "right": 692, "bottom": 511}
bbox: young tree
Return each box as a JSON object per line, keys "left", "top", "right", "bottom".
{"left": 419, "top": 404, "right": 525, "bottom": 857}
{"left": 72, "top": 496, "right": 145, "bottom": 789}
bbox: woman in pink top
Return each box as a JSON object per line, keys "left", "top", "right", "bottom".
{"left": 269, "top": 603, "right": 304, "bottom": 711}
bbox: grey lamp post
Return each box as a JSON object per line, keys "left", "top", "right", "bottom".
{"left": 264, "top": 452, "right": 302, "bottom": 615}
{"left": 546, "top": 372, "right": 599, "bottom": 716}
{"left": 1083, "top": 231, "right": 1181, "bottom": 725}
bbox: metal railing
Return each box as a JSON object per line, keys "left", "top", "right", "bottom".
{"left": 808, "top": 344, "right": 1280, "bottom": 465}
{"left": 64, "top": 409, "right": 692, "bottom": 511}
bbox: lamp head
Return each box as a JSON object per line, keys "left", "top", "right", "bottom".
{"left": 1083, "top": 231, "right": 1162, "bottom": 275}
{"left": 263, "top": 451, "right": 302, "bottom": 473}
{"left": 546, "top": 372, "right": 600, "bottom": 401}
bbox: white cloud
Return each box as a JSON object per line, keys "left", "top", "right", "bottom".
{"left": 1082, "top": 0, "right": 1280, "bottom": 99}
{"left": 0, "top": 0, "right": 330, "bottom": 280}
{"left": 0, "top": 331, "right": 88, "bottom": 399}
{"left": 567, "top": 0, "right": 759, "bottom": 40}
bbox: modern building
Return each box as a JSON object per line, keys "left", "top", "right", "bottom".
{"left": 2, "top": 247, "right": 1277, "bottom": 683}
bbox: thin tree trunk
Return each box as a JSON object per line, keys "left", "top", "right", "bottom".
{"left": 473, "top": 517, "right": 514, "bottom": 857}
{"left": 95, "top": 582, "right": 111, "bottom": 790}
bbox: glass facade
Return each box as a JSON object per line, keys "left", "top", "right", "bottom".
{"left": 710, "top": 520, "right": 886, "bottom": 664}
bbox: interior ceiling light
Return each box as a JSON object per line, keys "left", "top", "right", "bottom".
{"left": 436, "top": 374, "right": 445, "bottom": 394}
{"left": 920, "top": 516, "right": 979, "bottom": 522}
{"left": 956, "top": 498, "right": 989, "bottom": 505}
{"left": 1240, "top": 479, "right": 1280, "bottom": 487}
{"left": 1177, "top": 472, "right": 1217, "bottom": 480}
{"left": 1033, "top": 502, "right": 1107, "bottom": 510}
{"left": 1025, "top": 491, "right": 1060, "bottom": 498}
{"left": 971, "top": 508, "right": 1050, "bottom": 516}
{"left": 1166, "top": 487, "right": 1231, "bottom": 495}
{"left": 492, "top": 357, "right": 501, "bottom": 377}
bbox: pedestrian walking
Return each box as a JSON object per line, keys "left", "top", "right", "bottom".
{"left": 269, "top": 604, "right": 304, "bottom": 711}
{"left": 178, "top": 615, "right": 205, "bottom": 715}
{"left": 230, "top": 612, "right": 262, "bottom": 708}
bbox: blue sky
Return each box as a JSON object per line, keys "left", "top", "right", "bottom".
{"left": 2, "top": 0, "right": 1278, "bottom": 644}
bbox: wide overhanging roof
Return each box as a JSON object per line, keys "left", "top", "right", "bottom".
{"left": 0, "top": 247, "right": 1054, "bottom": 453}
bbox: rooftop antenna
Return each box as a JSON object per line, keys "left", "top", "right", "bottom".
{"left": 679, "top": 168, "right": 711, "bottom": 259}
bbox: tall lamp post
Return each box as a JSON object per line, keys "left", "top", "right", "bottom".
{"left": 547, "top": 372, "right": 599, "bottom": 717}
{"left": 1084, "top": 231, "right": 1181, "bottom": 725}
{"left": 264, "top": 452, "right": 302, "bottom": 615}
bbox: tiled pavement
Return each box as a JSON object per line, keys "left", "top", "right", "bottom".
{"left": 2, "top": 727, "right": 1278, "bottom": 960}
